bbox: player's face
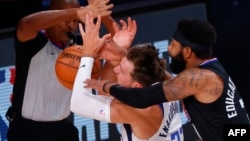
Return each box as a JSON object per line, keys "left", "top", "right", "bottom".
{"left": 169, "top": 50, "right": 186, "bottom": 74}
{"left": 113, "top": 57, "right": 136, "bottom": 87}
{"left": 168, "top": 39, "right": 186, "bottom": 74}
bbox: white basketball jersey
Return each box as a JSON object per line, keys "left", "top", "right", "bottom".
{"left": 120, "top": 101, "right": 184, "bottom": 141}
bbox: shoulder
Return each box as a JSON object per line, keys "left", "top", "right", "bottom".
{"left": 179, "top": 67, "right": 223, "bottom": 102}
{"left": 177, "top": 67, "right": 219, "bottom": 81}
{"left": 15, "top": 31, "right": 47, "bottom": 50}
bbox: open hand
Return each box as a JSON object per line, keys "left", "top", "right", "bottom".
{"left": 98, "top": 17, "right": 137, "bottom": 61}
{"left": 79, "top": 11, "right": 111, "bottom": 57}
{"left": 86, "top": 0, "right": 113, "bottom": 17}
{"left": 113, "top": 17, "right": 137, "bottom": 49}
{"left": 84, "top": 79, "right": 108, "bottom": 94}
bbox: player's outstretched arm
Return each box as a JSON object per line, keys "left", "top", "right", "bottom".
{"left": 71, "top": 11, "right": 113, "bottom": 122}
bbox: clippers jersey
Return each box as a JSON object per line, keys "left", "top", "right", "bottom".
{"left": 184, "top": 58, "right": 250, "bottom": 141}
{"left": 120, "top": 101, "right": 184, "bottom": 141}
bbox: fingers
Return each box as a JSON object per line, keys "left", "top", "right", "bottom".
{"left": 103, "top": 0, "right": 113, "bottom": 9}
{"left": 79, "top": 23, "right": 85, "bottom": 37}
{"left": 83, "top": 79, "right": 91, "bottom": 88}
{"left": 113, "top": 22, "right": 120, "bottom": 33}
{"left": 104, "top": 0, "right": 110, "bottom": 4}
{"left": 84, "top": 79, "right": 98, "bottom": 88}
{"left": 81, "top": 11, "right": 103, "bottom": 57}
{"left": 120, "top": 20, "right": 127, "bottom": 30}
{"left": 91, "top": 0, "right": 113, "bottom": 17}
{"left": 117, "top": 17, "right": 137, "bottom": 32}
{"left": 99, "top": 11, "right": 112, "bottom": 17}
{"left": 85, "top": 12, "right": 101, "bottom": 33}
{"left": 131, "top": 20, "right": 137, "bottom": 38}
{"left": 85, "top": 12, "right": 90, "bottom": 31}
{"left": 102, "top": 33, "right": 112, "bottom": 42}
{"left": 127, "top": 17, "right": 137, "bottom": 33}
{"left": 106, "top": 3, "right": 114, "bottom": 10}
{"left": 95, "top": 15, "right": 102, "bottom": 31}
{"left": 127, "top": 17, "right": 132, "bottom": 31}
{"left": 85, "top": 12, "right": 93, "bottom": 32}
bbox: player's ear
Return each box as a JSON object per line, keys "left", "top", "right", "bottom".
{"left": 133, "top": 82, "right": 143, "bottom": 88}
{"left": 183, "top": 46, "right": 192, "bottom": 58}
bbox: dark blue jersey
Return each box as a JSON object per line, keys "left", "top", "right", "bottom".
{"left": 184, "top": 58, "right": 250, "bottom": 141}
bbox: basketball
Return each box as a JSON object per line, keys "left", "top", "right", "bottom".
{"left": 55, "top": 45, "right": 102, "bottom": 90}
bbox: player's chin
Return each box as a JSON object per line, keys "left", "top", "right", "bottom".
{"left": 62, "top": 36, "right": 70, "bottom": 44}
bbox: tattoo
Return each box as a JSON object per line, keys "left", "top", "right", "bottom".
{"left": 163, "top": 68, "right": 222, "bottom": 101}
{"left": 204, "top": 82, "right": 222, "bottom": 96}
{"left": 209, "top": 87, "right": 221, "bottom": 95}
{"left": 163, "top": 71, "right": 187, "bottom": 101}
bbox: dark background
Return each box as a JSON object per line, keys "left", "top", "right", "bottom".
{"left": 0, "top": 0, "right": 249, "bottom": 116}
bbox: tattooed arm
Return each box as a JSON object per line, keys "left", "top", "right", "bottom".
{"left": 84, "top": 67, "right": 223, "bottom": 108}
{"left": 163, "top": 67, "right": 223, "bottom": 103}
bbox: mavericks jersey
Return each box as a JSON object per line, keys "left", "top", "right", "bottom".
{"left": 120, "top": 101, "right": 184, "bottom": 141}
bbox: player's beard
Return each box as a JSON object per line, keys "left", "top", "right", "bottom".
{"left": 169, "top": 50, "right": 186, "bottom": 74}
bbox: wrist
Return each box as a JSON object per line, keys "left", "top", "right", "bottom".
{"left": 102, "top": 81, "right": 113, "bottom": 93}
{"left": 82, "top": 53, "right": 96, "bottom": 58}
{"left": 81, "top": 50, "right": 96, "bottom": 58}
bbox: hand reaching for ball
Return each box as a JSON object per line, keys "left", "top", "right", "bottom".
{"left": 98, "top": 17, "right": 137, "bottom": 61}
{"left": 79, "top": 11, "right": 111, "bottom": 58}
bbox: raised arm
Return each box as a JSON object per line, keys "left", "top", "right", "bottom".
{"left": 17, "top": 0, "right": 113, "bottom": 42}
{"left": 70, "top": 12, "right": 114, "bottom": 122}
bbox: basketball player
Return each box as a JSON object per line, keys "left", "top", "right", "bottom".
{"left": 70, "top": 12, "right": 184, "bottom": 141}
{"left": 5, "top": 0, "right": 115, "bottom": 141}
{"left": 85, "top": 18, "right": 250, "bottom": 141}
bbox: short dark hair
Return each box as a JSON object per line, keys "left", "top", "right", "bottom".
{"left": 127, "top": 43, "right": 166, "bottom": 86}
{"left": 172, "top": 18, "right": 217, "bottom": 59}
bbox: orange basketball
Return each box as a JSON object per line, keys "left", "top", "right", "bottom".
{"left": 55, "top": 45, "right": 102, "bottom": 90}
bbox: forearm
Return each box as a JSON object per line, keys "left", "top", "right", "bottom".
{"left": 102, "top": 15, "right": 118, "bottom": 36}
{"left": 71, "top": 57, "right": 113, "bottom": 122}
{"left": 19, "top": 9, "right": 79, "bottom": 32}
{"left": 17, "top": 9, "right": 79, "bottom": 41}
{"left": 71, "top": 88, "right": 113, "bottom": 122}
{"left": 103, "top": 82, "right": 167, "bottom": 108}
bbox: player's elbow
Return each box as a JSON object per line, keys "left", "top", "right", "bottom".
{"left": 70, "top": 96, "right": 78, "bottom": 113}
